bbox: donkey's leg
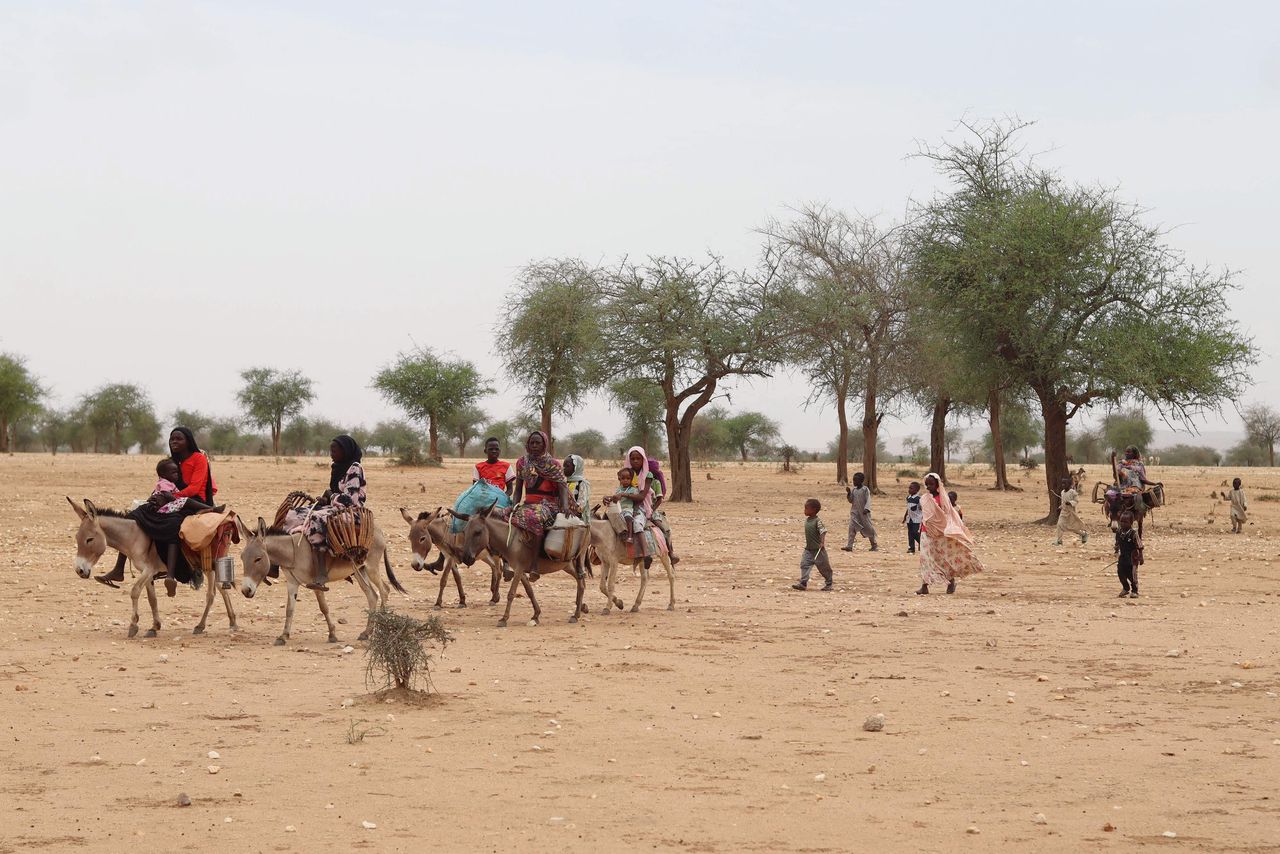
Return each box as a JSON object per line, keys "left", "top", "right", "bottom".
{"left": 142, "top": 577, "right": 162, "bottom": 638}
{"left": 660, "top": 553, "right": 676, "bottom": 611}
{"left": 498, "top": 563, "right": 524, "bottom": 627}
{"left": 487, "top": 555, "right": 500, "bottom": 604}
{"left": 523, "top": 571, "right": 541, "bottom": 626}
{"left": 451, "top": 561, "right": 467, "bottom": 608}
{"left": 630, "top": 558, "right": 650, "bottom": 613}
{"left": 434, "top": 557, "right": 450, "bottom": 608}
{"left": 277, "top": 579, "right": 300, "bottom": 645}
{"left": 316, "top": 590, "right": 338, "bottom": 643}
{"left": 219, "top": 584, "right": 238, "bottom": 632}
{"left": 126, "top": 571, "right": 149, "bottom": 638}
{"left": 353, "top": 565, "right": 379, "bottom": 640}
{"left": 194, "top": 571, "right": 216, "bottom": 635}
{"left": 569, "top": 565, "right": 585, "bottom": 624}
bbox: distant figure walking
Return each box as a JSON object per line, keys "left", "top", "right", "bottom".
{"left": 902, "top": 481, "right": 922, "bottom": 554}
{"left": 841, "top": 471, "right": 878, "bottom": 552}
{"left": 1228, "top": 478, "right": 1248, "bottom": 534}
{"left": 1054, "top": 475, "right": 1089, "bottom": 545}
{"left": 792, "top": 498, "right": 833, "bottom": 591}
{"left": 916, "top": 473, "right": 985, "bottom": 595}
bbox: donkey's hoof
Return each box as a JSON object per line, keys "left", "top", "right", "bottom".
{"left": 630, "top": 606, "right": 641, "bottom": 613}
{"left": 143, "top": 629, "right": 158, "bottom": 639}
{"left": 667, "top": 604, "right": 675, "bottom": 611}
{"left": 127, "top": 624, "right": 139, "bottom": 639}
{"left": 432, "top": 603, "right": 443, "bottom": 610}
{"left": 569, "top": 616, "right": 578, "bottom": 624}
{"left": 496, "top": 619, "right": 508, "bottom": 628}
{"left": 456, "top": 602, "right": 467, "bottom": 609}
{"left": 527, "top": 618, "right": 539, "bottom": 627}
{"left": 603, "top": 606, "right": 613, "bottom": 614}
{"left": 489, "top": 597, "right": 500, "bottom": 605}
{"left": 328, "top": 634, "right": 339, "bottom": 643}
{"left": 580, "top": 603, "right": 589, "bottom": 614}
{"left": 613, "top": 598, "right": 624, "bottom": 610}
{"left": 274, "top": 637, "right": 286, "bottom": 646}
{"left": 192, "top": 625, "right": 206, "bottom": 635}
{"left": 357, "top": 631, "right": 369, "bottom": 641}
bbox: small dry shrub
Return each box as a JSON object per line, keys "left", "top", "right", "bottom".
{"left": 364, "top": 610, "right": 450, "bottom": 692}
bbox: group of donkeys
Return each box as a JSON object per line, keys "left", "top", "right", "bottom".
{"left": 68, "top": 495, "right": 676, "bottom": 645}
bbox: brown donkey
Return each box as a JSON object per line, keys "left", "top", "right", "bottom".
{"left": 68, "top": 497, "right": 238, "bottom": 638}
{"left": 399, "top": 507, "right": 503, "bottom": 607}
{"left": 453, "top": 504, "right": 592, "bottom": 627}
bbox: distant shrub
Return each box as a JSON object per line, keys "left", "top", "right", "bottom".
{"left": 364, "top": 610, "right": 450, "bottom": 692}
{"left": 897, "top": 468, "right": 920, "bottom": 478}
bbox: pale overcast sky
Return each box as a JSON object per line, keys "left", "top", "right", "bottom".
{"left": 2, "top": 1, "right": 1276, "bottom": 453}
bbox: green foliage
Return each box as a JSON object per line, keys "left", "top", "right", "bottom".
{"left": 1102, "top": 408, "right": 1153, "bottom": 454}
{"left": 1225, "top": 438, "right": 1266, "bottom": 467}
{"left": 564, "top": 428, "right": 608, "bottom": 461}
{"left": 368, "top": 420, "right": 424, "bottom": 457}
{"left": 0, "top": 353, "right": 44, "bottom": 452}
{"left": 236, "top": 367, "right": 315, "bottom": 456}
{"left": 500, "top": 259, "right": 605, "bottom": 438}
{"left": 37, "top": 407, "right": 71, "bottom": 454}
{"left": 979, "top": 401, "right": 1042, "bottom": 461}
{"left": 1068, "top": 427, "right": 1106, "bottom": 464}
{"left": 901, "top": 435, "right": 928, "bottom": 465}
{"left": 79, "top": 383, "right": 158, "bottom": 453}
{"left": 372, "top": 348, "right": 491, "bottom": 461}
{"left": 689, "top": 407, "right": 733, "bottom": 460}
{"left": 1241, "top": 403, "right": 1280, "bottom": 467}
{"left": 364, "top": 609, "right": 450, "bottom": 692}
{"left": 823, "top": 432, "right": 887, "bottom": 462}
{"left": 1156, "top": 444, "right": 1221, "bottom": 467}
{"left": 439, "top": 404, "right": 487, "bottom": 457}
{"left": 722, "top": 411, "right": 781, "bottom": 461}
{"left": 171, "top": 409, "right": 213, "bottom": 442}
{"left": 598, "top": 255, "right": 789, "bottom": 500}
{"left": 608, "top": 378, "right": 666, "bottom": 456}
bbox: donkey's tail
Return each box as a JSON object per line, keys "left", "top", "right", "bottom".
{"left": 384, "top": 550, "right": 408, "bottom": 595}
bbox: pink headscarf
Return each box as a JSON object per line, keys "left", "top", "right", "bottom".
{"left": 625, "top": 446, "right": 655, "bottom": 513}
{"left": 921, "top": 472, "right": 973, "bottom": 546}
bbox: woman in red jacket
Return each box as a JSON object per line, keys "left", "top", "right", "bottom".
{"left": 97, "top": 427, "right": 219, "bottom": 593}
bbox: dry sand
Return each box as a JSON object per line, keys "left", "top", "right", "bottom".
{"left": 1, "top": 454, "right": 1277, "bottom": 853}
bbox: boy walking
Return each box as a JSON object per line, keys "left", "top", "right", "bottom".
{"left": 902, "top": 481, "right": 922, "bottom": 553}
{"left": 1228, "top": 478, "right": 1248, "bottom": 534}
{"left": 793, "top": 498, "right": 833, "bottom": 591}
{"left": 842, "top": 472, "right": 879, "bottom": 552}
{"left": 1114, "top": 510, "right": 1143, "bottom": 598}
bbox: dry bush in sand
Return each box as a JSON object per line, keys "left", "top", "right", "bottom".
{"left": 364, "top": 610, "right": 450, "bottom": 692}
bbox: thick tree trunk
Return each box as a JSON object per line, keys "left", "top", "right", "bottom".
{"left": 0, "top": 417, "right": 8, "bottom": 453}
{"left": 271, "top": 421, "right": 282, "bottom": 457}
{"left": 929, "top": 396, "right": 950, "bottom": 483}
{"left": 861, "top": 371, "right": 881, "bottom": 492}
{"left": 988, "top": 388, "right": 1008, "bottom": 490}
{"left": 540, "top": 403, "right": 553, "bottom": 455}
{"left": 427, "top": 415, "right": 441, "bottom": 461}
{"left": 666, "top": 410, "right": 693, "bottom": 502}
{"left": 739, "top": 445, "right": 749, "bottom": 462}
{"left": 1037, "top": 390, "right": 1070, "bottom": 524}
{"left": 835, "top": 391, "right": 850, "bottom": 485}
{"left": 112, "top": 425, "right": 122, "bottom": 455}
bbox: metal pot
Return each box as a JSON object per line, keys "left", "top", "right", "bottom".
{"left": 214, "top": 556, "right": 235, "bottom": 589}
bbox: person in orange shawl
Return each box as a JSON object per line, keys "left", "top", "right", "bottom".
{"left": 915, "top": 472, "right": 985, "bottom": 595}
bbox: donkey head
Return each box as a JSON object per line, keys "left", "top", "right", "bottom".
{"left": 236, "top": 516, "right": 273, "bottom": 598}
{"left": 452, "top": 500, "right": 499, "bottom": 567}
{"left": 400, "top": 507, "right": 440, "bottom": 571}
{"left": 68, "top": 497, "right": 105, "bottom": 579}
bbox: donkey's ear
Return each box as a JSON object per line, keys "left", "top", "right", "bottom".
{"left": 67, "top": 496, "right": 87, "bottom": 519}
{"left": 235, "top": 515, "right": 254, "bottom": 540}
{"left": 83, "top": 498, "right": 99, "bottom": 518}
{"left": 400, "top": 507, "right": 416, "bottom": 525}
{"left": 446, "top": 509, "right": 470, "bottom": 521}
{"left": 482, "top": 499, "right": 500, "bottom": 517}
{"left": 257, "top": 517, "right": 268, "bottom": 537}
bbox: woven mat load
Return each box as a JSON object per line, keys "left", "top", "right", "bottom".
{"left": 272, "top": 491, "right": 317, "bottom": 529}
{"left": 325, "top": 506, "right": 374, "bottom": 562}
{"left": 179, "top": 510, "right": 241, "bottom": 573}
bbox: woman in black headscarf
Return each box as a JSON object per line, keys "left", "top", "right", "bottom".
{"left": 301, "top": 435, "right": 366, "bottom": 591}
{"left": 96, "top": 426, "right": 220, "bottom": 594}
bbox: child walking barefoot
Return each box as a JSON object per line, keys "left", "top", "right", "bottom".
{"left": 1228, "top": 478, "right": 1248, "bottom": 534}
{"left": 1114, "top": 510, "right": 1143, "bottom": 598}
{"left": 902, "top": 481, "right": 922, "bottom": 554}
{"left": 1054, "top": 475, "right": 1089, "bottom": 545}
{"left": 793, "top": 498, "right": 833, "bottom": 591}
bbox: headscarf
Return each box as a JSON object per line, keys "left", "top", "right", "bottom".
{"left": 519, "top": 431, "right": 566, "bottom": 485}
{"left": 169, "top": 425, "right": 215, "bottom": 501}
{"left": 329, "top": 435, "right": 364, "bottom": 494}
{"left": 170, "top": 426, "right": 201, "bottom": 459}
{"left": 626, "top": 446, "right": 648, "bottom": 473}
{"left": 647, "top": 457, "right": 668, "bottom": 496}
{"left": 564, "top": 453, "right": 589, "bottom": 517}
{"left": 921, "top": 472, "right": 973, "bottom": 546}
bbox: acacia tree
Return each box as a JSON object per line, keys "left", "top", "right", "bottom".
{"left": 236, "top": 368, "right": 315, "bottom": 456}
{"left": 373, "top": 348, "right": 490, "bottom": 461}
{"left": 0, "top": 353, "right": 43, "bottom": 453}
{"left": 599, "top": 255, "right": 788, "bottom": 502}
{"left": 723, "top": 411, "right": 780, "bottom": 461}
{"left": 608, "top": 378, "right": 666, "bottom": 456}
{"left": 499, "top": 259, "right": 605, "bottom": 451}
{"left": 1242, "top": 403, "right": 1280, "bottom": 467}
{"left": 765, "top": 206, "right": 911, "bottom": 491}
{"left": 1102, "top": 408, "right": 1153, "bottom": 453}
{"left": 80, "top": 383, "right": 158, "bottom": 453}
{"left": 440, "top": 404, "right": 487, "bottom": 457}
{"left": 915, "top": 119, "right": 1254, "bottom": 520}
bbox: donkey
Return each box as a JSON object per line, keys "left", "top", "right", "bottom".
{"left": 591, "top": 517, "right": 676, "bottom": 614}
{"left": 453, "top": 504, "right": 592, "bottom": 627}
{"left": 236, "top": 517, "right": 403, "bottom": 645}
{"left": 68, "top": 497, "right": 238, "bottom": 638}
{"left": 399, "top": 507, "right": 503, "bottom": 608}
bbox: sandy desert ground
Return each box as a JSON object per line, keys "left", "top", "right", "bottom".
{"left": 0, "top": 453, "right": 1277, "bottom": 853}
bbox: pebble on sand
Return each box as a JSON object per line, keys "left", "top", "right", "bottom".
{"left": 863, "top": 714, "right": 885, "bottom": 732}
{"left": 1032, "top": 813, "right": 1047, "bottom": 824}
{"left": 176, "top": 793, "right": 191, "bottom": 807}
{"left": 1166, "top": 649, "right": 1181, "bottom": 657}
{"left": 361, "top": 821, "right": 377, "bottom": 830}
{"left": 966, "top": 826, "right": 980, "bottom": 834}
{"left": 285, "top": 825, "right": 296, "bottom": 832}
{"left": 814, "top": 773, "right": 826, "bottom": 782}
{"left": 207, "top": 751, "right": 220, "bottom": 760}
{"left": 1163, "top": 831, "right": 1177, "bottom": 838}
{"left": 207, "top": 765, "right": 221, "bottom": 774}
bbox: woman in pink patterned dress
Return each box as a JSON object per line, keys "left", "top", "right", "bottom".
{"left": 916, "top": 472, "right": 985, "bottom": 595}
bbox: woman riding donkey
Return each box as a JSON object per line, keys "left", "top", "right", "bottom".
{"left": 96, "top": 427, "right": 220, "bottom": 595}
{"left": 602, "top": 446, "right": 663, "bottom": 564}
{"left": 503, "top": 432, "right": 576, "bottom": 564}
{"left": 284, "top": 435, "right": 367, "bottom": 591}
